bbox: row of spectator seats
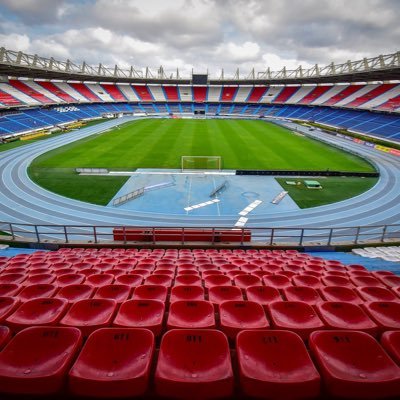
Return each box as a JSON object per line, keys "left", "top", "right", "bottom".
{"left": 1, "top": 102, "right": 399, "bottom": 141}
{"left": 0, "top": 326, "right": 399, "bottom": 399}
{"left": 1, "top": 81, "right": 399, "bottom": 111}
{"left": 0, "top": 248, "right": 399, "bottom": 398}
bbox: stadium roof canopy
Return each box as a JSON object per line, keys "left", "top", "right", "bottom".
{"left": 0, "top": 47, "right": 399, "bottom": 85}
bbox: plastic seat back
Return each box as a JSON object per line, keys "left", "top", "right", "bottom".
{"left": 94, "top": 284, "right": 131, "bottom": 303}
{"left": 0, "top": 273, "right": 26, "bottom": 284}
{"left": 321, "top": 275, "right": 352, "bottom": 288}
{"left": 319, "top": 286, "right": 363, "bottom": 305}
{"left": 364, "top": 301, "right": 400, "bottom": 332}
{"left": 6, "top": 298, "right": 68, "bottom": 331}
{"left": 0, "top": 297, "right": 20, "bottom": 322}
{"left": 0, "top": 284, "right": 21, "bottom": 297}
{"left": 316, "top": 302, "right": 378, "bottom": 336}
{"left": 145, "top": 274, "right": 173, "bottom": 287}
{"left": 18, "top": 284, "right": 57, "bottom": 301}
{"left": 155, "top": 329, "right": 233, "bottom": 399}
{"left": 115, "top": 273, "right": 143, "bottom": 287}
{"left": 292, "top": 274, "right": 323, "bottom": 289}
{"left": 56, "top": 284, "right": 94, "bottom": 303}
{"left": 167, "top": 300, "right": 215, "bottom": 329}
{"left": 56, "top": 273, "right": 85, "bottom": 288}
{"left": 132, "top": 285, "right": 168, "bottom": 302}
{"left": 175, "top": 275, "right": 202, "bottom": 286}
{"left": 245, "top": 286, "right": 282, "bottom": 306}
{"left": 69, "top": 328, "right": 154, "bottom": 397}
{"left": 262, "top": 274, "right": 292, "bottom": 289}
{"left": 381, "top": 331, "right": 400, "bottom": 365}
{"left": 0, "top": 326, "right": 82, "bottom": 394}
{"left": 60, "top": 298, "right": 117, "bottom": 337}
{"left": 283, "top": 286, "right": 322, "bottom": 305}
{"left": 220, "top": 300, "right": 269, "bottom": 339}
{"left": 236, "top": 330, "right": 320, "bottom": 399}
{"left": 234, "top": 274, "right": 261, "bottom": 289}
{"left": 268, "top": 301, "right": 325, "bottom": 340}
{"left": 23, "top": 273, "right": 55, "bottom": 286}
{"left": 85, "top": 273, "right": 114, "bottom": 286}
{"left": 208, "top": 286, "right": 243, "bottom": 308}
{"left": 351, "top": 276, "right": 385, "bottom": 288}
{"left": 170, "top": 285, "right": 205, "bottom": 302}
{"left": 0, "top": 326, "right": 11, "bottom": 350}
{"left": 204, "top": 274, "right": 231, "bottom": 288}
{"left": 309, "top": 330, "right": 400, "bottom": 399}
{"left": 113, "top": 299, "right": 165, "bottom": 336}
{"left": 357, "top": 286, "right": 398, "bottom": 302}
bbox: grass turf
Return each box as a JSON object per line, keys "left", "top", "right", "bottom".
{"left": 28, "top": 118, "right": 376, "bottom": 206}
{"left": 30, "top": 119, "right": 375, "bottom": 171}
{"left": 276, "top": 177, "right": 378, "bottom": 208}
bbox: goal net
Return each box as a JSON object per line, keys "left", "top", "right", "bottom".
{"left": 181, "top": 156, "right": 222, "bottom": 172}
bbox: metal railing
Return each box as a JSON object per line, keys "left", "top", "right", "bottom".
{"left": 1, "top": 47, "right": 399, "bottom": 81}
{"left": 1, "top": 222, "right": 399, "bottom": 247}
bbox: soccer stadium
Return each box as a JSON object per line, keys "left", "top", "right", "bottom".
{"left": 0, "top": 0, "right": 399, "bottom": 398}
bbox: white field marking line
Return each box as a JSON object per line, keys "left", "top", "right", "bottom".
{"left": 271, "top": 191, "right": 288, "bottom": 204}
{"left": 184, "top": 199, "right": 220, "bottom": 212}
{"left": 234, "top": 216, "right": 248, "bottom": 227}
{"left": 238, "top": 199, "right": 263, "bottom": 216}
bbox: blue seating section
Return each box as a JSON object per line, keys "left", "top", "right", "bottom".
{"left": 0, "top": 103, "right": 399, "bottom": 141}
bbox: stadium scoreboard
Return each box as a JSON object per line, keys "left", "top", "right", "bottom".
{"left": 192, "top": 74, "right": 208, "bottom": 85}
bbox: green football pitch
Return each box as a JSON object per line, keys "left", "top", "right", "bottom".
{"left": 31, "top": 119, "right": 374, "bottom": 172}
{"left": 28, "top": 118, "right": 376, "bottom": 206}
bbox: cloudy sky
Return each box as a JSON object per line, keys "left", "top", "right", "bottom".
{"left": 0, "top": 0, "right": 399, "bottom": 77}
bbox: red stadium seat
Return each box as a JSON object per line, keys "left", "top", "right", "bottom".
{"left": 17, "top": 283, "right": 57, "bottom": 301}
{"left": 60, "top": 299, "right": 117, "bottom": 337}
{"left": 0, "top": 326, "right": 11, "bottom": 350}
{"left": 268, "top": 301, "right": 325, "bottom": 340}
{"left": 208, "top": 286, "right": 243, "bottom": 308}
{"left": 262, "top": 274, "right": 292, "bottom": 289}
{"left": 236, "top": 330, "right": 320, "bottom": 399}
{"left": 351, "top": 276, "right": 385, "bottom": 288}
{"left": 0, "top": 297, "right": 20, "bottom": 322}
{"left": 69, "top": 328, "right": 154, "bottom": 397}
{"left": 245, "top": 286, "right": 282, "bottom": 305}
{"left": 113, "top": 299, "right": 165, "bottom": 336}
{"left": 234, "top": 274, "right": 261, "bottom": 289}
{"left": 55, "top": 273, "right": 85, "bottom": 288}
{"left": 167, "top": 300, "right": 215, "bottom": 329}
{"left": 292, "top": 274, "right": 323, "bottom": 289}
{"left": 283, "top": 286, "right": 322, "bottom": 305}
{"left": 115, "top": 273, "right": 143, "bottom": 287}
{"left": 0, "top": 326, "right": 82, "bottom": 395}
{"left": 55, "top": 284, "right": 95, "bottom": 303}
{"left": 155, "top": 329, "right": 233, "bottom": 399}
{"left": 132, "top": 284, "right": 168, "bottom": 302}
{"left": 319, "top": 285, "right": 363, "bottom": 304}
{"left": 6, "top": 298, "right": 68, "bottom": 331}
{"left": 85, "top": 273, "right": 114, "bottom": 286}
{"left": 381, "top": 331, "right": 400, "bottom": 365}
{"left": 0, "top": 283, "right": 22, "bottom": 297}
{"left": 316, "top": 302, "right": 378, "bottom": 336}
{"left": 23, "top": 273, "right": 55, "bottom": 286}
{"left": 170, "top": 285, "right": 205, "bottom": 302}
{"left": 321, "top": 275, "right": 353, "bottom": 288}
{"left": 363, "top": 301, "right": 400, "bottom": 332}
{"left": 175, "top": 274, "right": 202, "bottom": 286}
{"left": 357, "top": 286, "right": 398, "bottom": 302}
{"left": 378, "top": 275, "right": 400, "bottom": 288}
{"left": 204, "top": 274, "right": 232, "bottom": 288}
{"left": 219, "top": 301, "right": 269, "bottom": 339}
{"left": 309, "top": 330, "right": 400, "bottom": 399}
{"left": 145, "top": 274, "right": 173, "bottom": 287}
{"left": 94, "top": 284, "right": 131, "bottom": 303}
{"left": 0, "top": 273, "right": 26, "bottom": 284}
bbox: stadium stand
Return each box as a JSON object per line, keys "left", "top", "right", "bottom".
{"left": 0, "top": 248, "right": 398, "bottom": 397}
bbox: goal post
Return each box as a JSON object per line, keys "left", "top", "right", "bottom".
{"left": 181, "top": 156, "right": 222, "bottom": 172}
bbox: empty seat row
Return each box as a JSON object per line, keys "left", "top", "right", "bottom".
{"left": 0, "top": 326, "right": 400, "bottom": 399}
{"left": 1, "top": 296, "right": 400, "bottom": 339}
